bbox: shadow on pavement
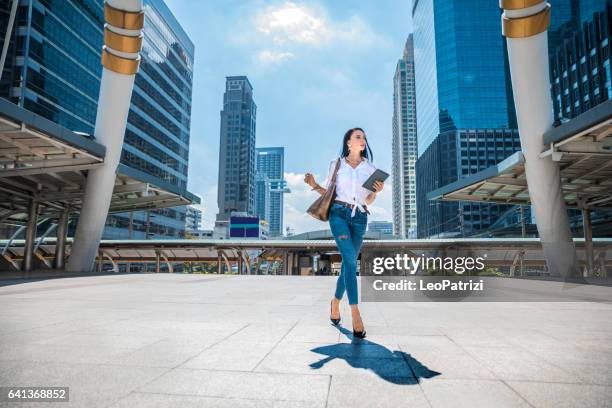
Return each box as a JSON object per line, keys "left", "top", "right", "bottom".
{"left": 309, "top": 325, "right": 441, "bottom": 384}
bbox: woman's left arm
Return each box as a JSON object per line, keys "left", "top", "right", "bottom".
{"left": 365, "top": 180, "right": 384, "bottom": 205}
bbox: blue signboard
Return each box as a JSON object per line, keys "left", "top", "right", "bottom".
{"left": 230, "top": 216, "right": 260, "bottom": 238}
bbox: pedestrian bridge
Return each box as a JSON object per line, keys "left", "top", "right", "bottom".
{"left": 1, "top": 237, "right": 610, "bottom": 278}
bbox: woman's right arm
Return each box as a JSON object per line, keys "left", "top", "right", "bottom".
{"left": 304, "top": 173, "right": 327, "bottom": 196}
{"left": 305, "top": 160, "right": 334, "bottom": 196}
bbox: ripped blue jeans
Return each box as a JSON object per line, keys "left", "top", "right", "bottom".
{"left": 329, "top": 202, "right": 368, "bottom": 305}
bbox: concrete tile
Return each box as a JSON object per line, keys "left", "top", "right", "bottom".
{"left": 443, "top": 328, "right": 516, "bottom": 348}
{"left": 0, "top": 343, "right": 134, "bottom": 364}
{"left": 110, "top": 392, "right": 325, "bottom": 408}
{"left": 29, "top": 333, "right": 163, "bottom": 349}
{"left": 181, "top": 340, "right": 278, "bottom": 371}
{"left": 283, "top": 324, "right": 340, "bottom": 343}
{"left": 327, "top": 372, "right": 429, "bottom": 408}
{"left": 462, "top": 346, "right": 578, "bottom": 383}
{"left": 0, "top": 318, "right": 118, "bottom": 346}
{"left": 224, "top": 323, "right": 295, "bottom": 343}
{"left": 54, "top": 364, "right": 169, "bottom": 408}
{"left": 525, "top": 343, "right": 612, "bottom": 366}
{"left": 552, "top": 361, "right": 612, "bottom": 386}
{"left": 397, "top": 346, "right": 494, "bottom": 381}
{"left": 394, "top": 335, "right": 462, "bottom": 351}
{"left": 0, "top": 360, "right": 87, "bottom": 385}
{"left": 506, "top": 381, "right": 612, "bottom": 408}
{"left": 137, "top": 368, "right": 329, "bottom": 403}
{"left": 420, "top": 379, "right": 531, "bottom": 408}
{"left": 104, "top": 337, "right": 222, "bottom": 368}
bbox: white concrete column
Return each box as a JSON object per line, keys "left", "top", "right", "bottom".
{"left": 500, "top": 0, "right": 577, "bottom": 277}
{"left": 67, "top": 0, "right": 144, "bottom": 272}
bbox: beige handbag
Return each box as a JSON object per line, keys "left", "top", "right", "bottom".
{"left": 307, "top": 158, "right": 341, "bottom": 221}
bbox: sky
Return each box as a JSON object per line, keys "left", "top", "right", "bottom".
{"left": 164, "top": 0, "right": 414, "bottom": 234}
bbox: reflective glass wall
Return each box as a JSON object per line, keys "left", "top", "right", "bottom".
{"left": 0, "top": 0, "right": 194, "bottom": 239}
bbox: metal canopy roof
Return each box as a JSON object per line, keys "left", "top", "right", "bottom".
{"left": 3, "top": 237, "right": 611, "bottom": 269}
{"left": 428, "top": 100, "right": 612, "bottom": 209}
{"left": 0, "top": 98, "right": 200, "bottom": 225}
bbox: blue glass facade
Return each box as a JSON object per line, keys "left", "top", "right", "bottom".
{"left": 580, "top": 0, "right": 610, "bottom": 23}
{"left": 413, "top": 0, "right": 590, "bottom": 238}
{"left": 413, "top": 0, "right": 522, "bottom": 238}
{"left": 551, "top": 1, "right": 611, "bottom": 119}
{"left": 413, "top": 0, "right": 439, "bottom": 157}
{"left": 413, "top": 0, "right": 517, "bottom": 157}
{"left": 0, "top": 0, "right": 194, "bottom": 239}
{"left": 255, "top": 147, "right": 287, "bottom": 238}
{"left": 416, "top": 129, "right": 521, "bottom": 238}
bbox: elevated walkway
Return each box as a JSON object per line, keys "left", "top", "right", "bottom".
{"left": 1, "top": 237, "right": 611, "bottom": 278}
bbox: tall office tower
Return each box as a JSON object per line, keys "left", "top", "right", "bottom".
{"left": 392, "top": 35, "right": 418, "bottom": 239}
{"left": 185, "top": 206, "right": 202, "bottom": 232}
{"left": 215, "top": 76, "right": 257, "bottom": 238}
{"left": 413, "top": 0, "right": 526, "bottom": 238}
{"left": 551, "top": 1, "right": 611, "bottom": 120}
{"left": 411, "top": 0, "right": 602, "bottom": 238}
{"left": 255, "top": 147, "right": 290, "bottom": 238}
{"left": 0, "top": 0, "right": 194, "bottom": 239}
{"left": 255, "top": 172, "right": 271, "bottom": 228}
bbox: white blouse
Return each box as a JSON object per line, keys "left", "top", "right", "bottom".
{"left": 322, "top": 156, "right": 377, "bottom": 217}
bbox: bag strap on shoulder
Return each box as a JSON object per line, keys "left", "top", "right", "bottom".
{"left": 330, "top": 157, "right": 341, "bottom": 183}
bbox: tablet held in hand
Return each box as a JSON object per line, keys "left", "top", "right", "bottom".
{"left": 362, "top": 169, "right": 389, "bottom": 192}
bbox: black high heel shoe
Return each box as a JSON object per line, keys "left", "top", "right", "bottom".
{"left": 353, "top": 327, "right": 365, "bottom": 339}
{"left": 330, "top": 299, "right": 340, "bottom": 326}
{"left": 352, "top": 317, "right": 366, "bottom": 338}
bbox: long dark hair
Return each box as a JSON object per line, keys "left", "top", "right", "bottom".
{"left": 340, "top": 127, "right": 374, "bottom": 161}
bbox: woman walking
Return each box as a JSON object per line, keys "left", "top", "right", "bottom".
{"left": 304, "top": 127, "right": 384, "bottom": 338}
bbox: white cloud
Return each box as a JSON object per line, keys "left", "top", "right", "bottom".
{"left": 255, "top": 2, "right": 328, "bottom": 45}
{"left": 248, "top": 1, "right": 389, "bottom": 66}
{"left": 256, "top": 50, "right": 295, "bottom": 65}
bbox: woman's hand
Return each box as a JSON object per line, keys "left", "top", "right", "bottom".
{"left": 372, "top": 180, "right": 384, "bottom": 193}
{"left": 304, "top": 173, "right": 316, "bottom": 188}
{"left": 305, "top": 173, "right": 326, "bottom": 195}
{"left": 365, "top": 181, "right": 384, "bottom": 205}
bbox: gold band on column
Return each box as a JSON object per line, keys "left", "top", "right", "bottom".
{"left": 104, "top": 2, "right": 144, "bottom": 30}
{"left": 101, "top": 47, "right": 140, "bottom": 75}
{"left": 104, "top": 27, "right": 143, "bottom": 53}
{"left": 500, "top": 0, "right": 544, "bottom": 10}
{"left": 502, "top": 3, "right": 550, "bottom": 38}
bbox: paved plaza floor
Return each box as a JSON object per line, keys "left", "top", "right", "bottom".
{"left": 0, "top": 273, "right": 611, "bottom": 407}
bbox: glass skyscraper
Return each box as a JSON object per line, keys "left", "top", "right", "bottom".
{"left": 255, "top": 147, "right": 289, "bottom": 238}
{"left": 215, "top": 76, "right": 257, "bottom": 237}
{"left": 412, "top": 0, "right": 587, "bottom": 238}
{"left": 392, "top": 35, "right": 418, "bottom": 239}
{"left": 413, "top": 0, "right": 517, "bottom": 157}
{"left": 0, "top": 0, "right": 194, "bottom": 239}
{"left": 413, "top": 0, "right": 520, "bottom": 238}
{"left": 550, "top": 1, "right": 611, "bottom": 119}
